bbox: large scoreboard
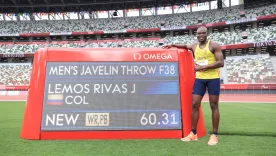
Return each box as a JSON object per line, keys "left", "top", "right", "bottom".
{"left": 42, "top": 62, "right": 181, "bottom": 131}
{"left": 20, "top": 48, "right": 206, "bottom": 140}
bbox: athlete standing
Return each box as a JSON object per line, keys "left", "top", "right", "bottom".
{"left": 162, "top": 26, "right": 224, "bottom": 145}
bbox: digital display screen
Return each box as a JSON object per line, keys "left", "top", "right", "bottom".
{"left": 41, "top": 62, "right": 182, "bottom": 131}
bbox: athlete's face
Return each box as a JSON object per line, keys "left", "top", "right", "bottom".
{"left": 196, "top": 28, "right": 207, "bottom": 42}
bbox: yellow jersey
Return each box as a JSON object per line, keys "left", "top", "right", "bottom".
{"left": 194, "top": 40, "right": 220, "bottom": 79}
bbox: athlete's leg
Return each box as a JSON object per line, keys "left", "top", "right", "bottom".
{"left": 208, "top": 95, "right": 220, "bottom": 134}
{"left": 207, "top": 79, "right": 220, "bottom": 145}
{"left": 207, "top": 78, "right": 220, "bottom": 134}
{"left": 192, "top": 79, "right": 206, "bottom": 132}
{"left": 191, "top": 94, "right": 204, "bottom": 131}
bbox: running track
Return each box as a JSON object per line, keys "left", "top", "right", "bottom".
{"left": 0, "top": 94, "right": 275, "bottom": 103}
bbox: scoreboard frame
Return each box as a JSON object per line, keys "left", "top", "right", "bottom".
{"left": 20, "top": 48, "right": 206, "bottom": 140}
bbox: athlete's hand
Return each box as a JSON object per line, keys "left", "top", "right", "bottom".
{"left": 162, "top": 44, "right": 173, "bottom": 49}
{"left": 195, "top": 64, "right": 204, "bottom": 71}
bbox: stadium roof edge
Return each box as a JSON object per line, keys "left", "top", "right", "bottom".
{"left": 0, "top": 0, "right": 216, "bottom": 13}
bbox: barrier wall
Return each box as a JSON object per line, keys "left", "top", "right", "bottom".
{"left": 220, "top": 84, "right": 276, "bottom": 94}
{"left": 20, "top": 48, "right": 206, "bottom": 140}
{"left": 0, "top": 85, "right": 29, "bottom": 91}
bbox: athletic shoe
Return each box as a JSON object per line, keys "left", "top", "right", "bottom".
{"left": 181, "top": 132, "right": 198, "bottom": 142}
{"left": 208, "top": 134, "right": 218, "bottom": 145}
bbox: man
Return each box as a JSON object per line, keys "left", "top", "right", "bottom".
{"left": 162, "top": 26, "right": 224, "bottom": 145}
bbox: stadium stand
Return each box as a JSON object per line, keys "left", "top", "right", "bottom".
{"left": 226, "top": 54, "right": 276, "bottom": 84}
{"left": 0, "top": 63, "right": 32, "bottom": 85}
{"left": 1, "top": 25, "right": 276, "bottom": 54}
{"left": 247, "top": 26, "right": 276, "bottom": 43}
{"left": 0, "top": 4, "right": 275, "bottom": 33}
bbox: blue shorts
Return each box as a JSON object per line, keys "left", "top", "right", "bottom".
{"left": 192, "top": 78, "right": 220, "bottom": 96}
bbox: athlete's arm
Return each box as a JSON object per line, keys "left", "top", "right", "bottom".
{"left": 196, "top": 42, "right": 224, "bottom": 71}
{"left": 162, "top": 44, "right": 194, "bottom": 50}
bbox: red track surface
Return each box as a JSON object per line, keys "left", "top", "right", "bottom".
{"left": 0, "top": 94, "right": 275, "bottom": 103}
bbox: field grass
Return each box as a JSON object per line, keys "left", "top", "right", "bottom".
{"left": 0, "top": 101, "right": 276, "bottom": 156}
